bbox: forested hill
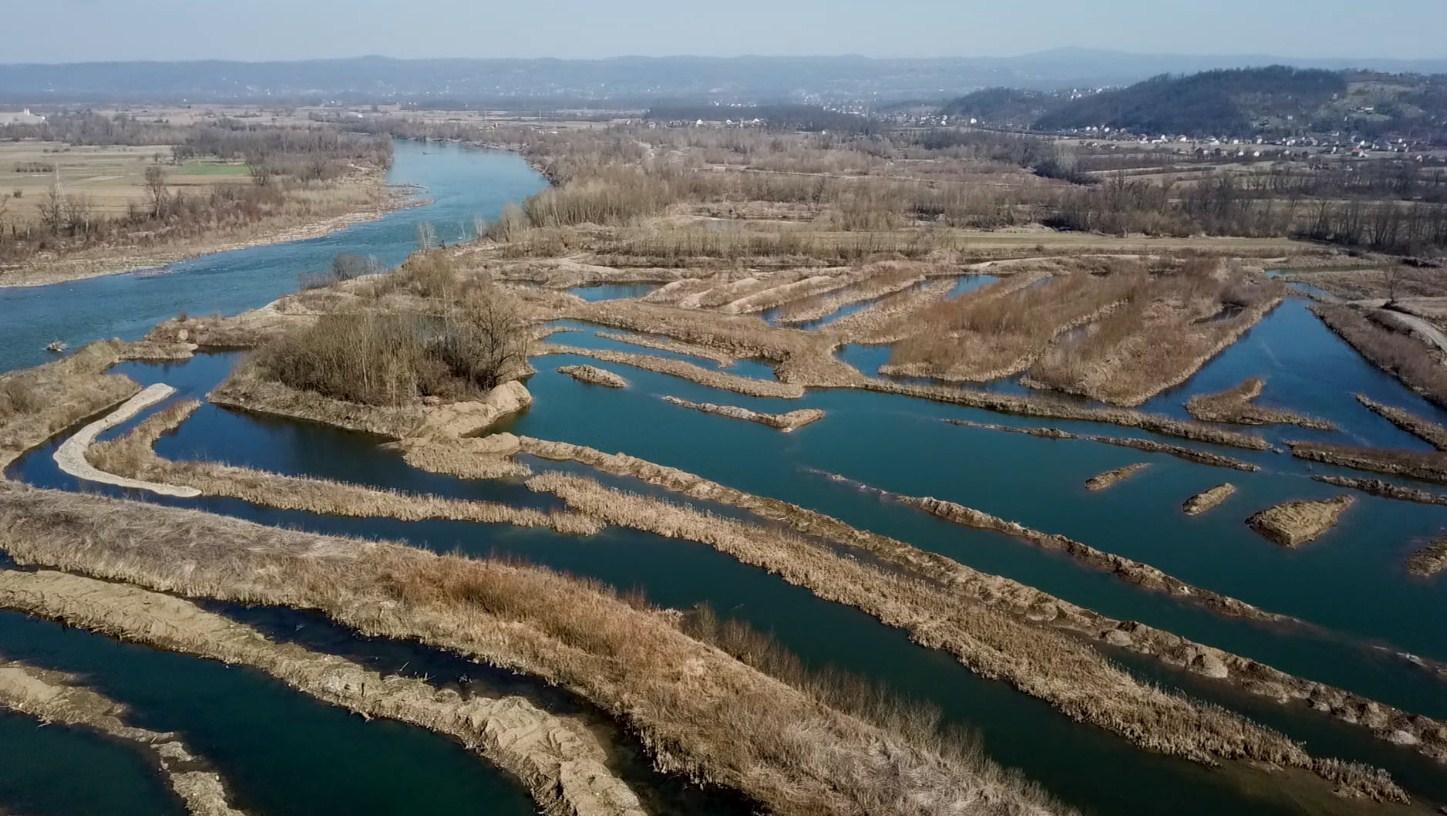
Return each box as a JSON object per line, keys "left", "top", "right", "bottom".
{"left": 1035, "top": 67, "right": 1345, "bottom": 134}
{"left": 946, "top": 67, "right": 1447, "bottom": 140}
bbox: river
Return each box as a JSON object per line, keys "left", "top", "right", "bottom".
{"left": 2, "top": 140, "right": 1446, "bottom": 815}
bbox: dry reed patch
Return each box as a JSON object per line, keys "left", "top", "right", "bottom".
{"left": 388, "top": 435, "right": 532, "bottom": 481}
{"left": 1314, "top": 304, "right": 1447, "bottom": 409}
{"left": 886, "top": 270, "right": 1137, "bottom": 382}
{"left": 521, "top": 469, "right": 1409, "bottom": 800}
{"left": 0, "top": 569, "right": 646, "bottom": 816}
{"left": 88, "top": 401, "right": 595, "bottom": 535}
{"left": 1085, "top": 463, "right": 1151, "bottom": 491}
{"left": 1184, "top": 484, "right": 1238, "bottom": 516}
{"left": 0, "top": 485, "right": 1064, "bottom": 816}
{"left": 1356, "top": 396, "right": 1447, "bottom": 451}
{"left": 1247, "top": 496, "right": 1356, "bottom": 548}
{"left": 660, "top": 396, "right": 824, "bottom": 431}
{"left": 515, "top": 437, "right": 1443, "bottom": 780}
{"left": 0, "top": 340, "right": 138, "bottom": 470}
{"left": 773, "top": 265, "right": 927, "bottom": 325}
{"left": 1313, "top": 475, "right": 1447, "bottom": 507}
{"left": 827, "top": 278, "right": 957, "bottom": 342}
{"left": 1406, "top": 538, "right": 1447, "bottom": 578}
{"left": 536, "top": 344, "right": 805, "bottom": 398}
{"left": 595, "top": 332, "right": 736, "bottom": 365}
{"left": 558, "top": 365, "right": 628, "bottom": 389}
{"left": 0, "top": 657, "right": 246, "bottom": 816}
{"left": 945, "top": 418, "right": 1257, "bottom": 471}
{"left": 1288, "top": 441, "right": 1447, "bottom": 485}
{"left": 1187, "top": 378, "right": 1334, "bottom": 430}
{"left": 1025, "top": 271, "right": 1285, "bottom": 406}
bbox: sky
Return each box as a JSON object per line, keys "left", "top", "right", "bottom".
{"left": 6, "top": 0, "right": 1445, "bottom": 63}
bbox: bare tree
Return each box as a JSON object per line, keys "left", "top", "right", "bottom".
{"left": 416, "top": 222, "right": 438, "bottom": 251}
{"left": 144, "top": 165, "right": 169, "bottom": 219}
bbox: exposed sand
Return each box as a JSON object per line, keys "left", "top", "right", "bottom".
{"left": 53, "top": 383, "right": 201, "bottom": 497}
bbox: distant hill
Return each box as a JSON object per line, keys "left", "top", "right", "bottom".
{"left": 939, "top": 67, "right": 1447, "bottom": 140}
{"left": 939, "top": 88, "right": 1058, "bottom": 128}
{"left": 1034, "top": 67, "right": 1347, "bottom": 135}
{"left": 2, "top": 51, "right": 1445, "bottom": 106}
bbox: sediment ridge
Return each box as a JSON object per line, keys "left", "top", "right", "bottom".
{"left": 0, "top": 568, "right": 644, "bottom": 816}
{"left": 558, "top": 365, "right": 629, "bottom": 389}
{"left": 0, "top": 656, "right": 247, "bottom": 816}
{"left": 946, "top": 419, "right": 1258, "bottom": 471}
{"left": 1086, "top": 463, "right": 1151, "bottom": 491}
{"left": 1289, "top": 441, "right": 1447, "bottom": 485}
{"left": 536, "top": 344, "right": 804, "bottom": 398}
{"left": 1313, "top": 475, "right": 1447, "bottom": 506}
{"left": 1184, "top": 484, "right": 1238, "bottom": 516}
{"left": 87, "top": 400, "right": 597, "bottom": 535}
{"left": 595, "top": 331, "right": 736, "bottom": 366}
{"left": 0, "top": 484, "right": 1063, "bottom": 816}
{"left": 53, "top": 383, "right": 201, "bottom": 497}
{"left": 510, "top": 437, "right": 1439, "bottom": 787}
{"left": 1406, "top": 538, "right": 1447, "bottom": 578}
{"left": 1187, "top": 378, "right": 1334, "bottom": 430}
{"left": 660, "top": 396, "right": 824, "bottom": 431}
{"left": 1356, "top": 395, "right": 1447, "bottom": 451}
{"left": 1247, "top": 497, "right": 1356, "bottom": 548}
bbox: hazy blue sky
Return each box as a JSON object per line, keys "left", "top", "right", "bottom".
{"left": 7, "top": 0, "right": 1445, "bottom": 63}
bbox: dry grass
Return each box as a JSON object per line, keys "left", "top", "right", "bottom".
{"left": 660, "top": 396, "right": 824, "bottom": 431}
{"left": 558, "top": 365, "right": 628, "bottom": 389}
{"left": 537, "top": 344, "right": 804, "bottom": 398}
{"left": 1184, "top": 484, "right": 1238, "bottom": 516}
{"left": 944, "top": 418, "right": 1257, "bottom": 471}
{"left": 1356, "top": 395, "right": 1447, "bottom": 451}
{"left": 1406, "top": 538, "right": 1447, "bottom": 578}
{"left": 0, "top": 655, "right": 246, "bottom": 816}
{"left": 1247, "top": 496, "right": 1356, "bottom": 548}
{"left": 1187, "top": 378, "right": 1334, "bottom": 430}
{"left": 514, "top": 438, "right": 1433, "bottom": 790}
{"left": 0, "top": 340, "right": 137, "bottom": 470}
{"left": 1315, "top": 303, "right": 1447, "bottom": 409}
{"left": 88, "top": 401, "right": 596, "bottom": 534}
{"left": 1085, "top": 463, "right": 1152, "bottom": 491}
{"left": 0, "top": 484, "right": 1066, "bottom": 816}
{"left": 1313, "top": 475, "right": 1447, "bottom": 506}
{"left": 1024, "top": 266, "right": 1285, "bottom": 406}
{"left": 1289, "top": 441, "right": 1447, "bottom": 485}
{"left": 0, "top": 568, "right": 645, "bottom": 816}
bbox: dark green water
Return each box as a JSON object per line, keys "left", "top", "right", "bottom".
{"left": 3, "top": 136, "right": 1445, "bottom": 813}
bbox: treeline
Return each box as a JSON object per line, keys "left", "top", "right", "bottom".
{"left": 0, "top": 114, "right": 391, "bottom": 262}
{"left": 642, "top": 104, "right": 879, "bottom": 134}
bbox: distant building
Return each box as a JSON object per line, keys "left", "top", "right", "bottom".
{"left": 0, "top": 108, "right": 46, "bottom": 125}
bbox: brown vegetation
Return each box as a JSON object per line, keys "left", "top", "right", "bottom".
{"left": 0, "top": 340, "right": 138, "bottom": 470}
{"left": 945, "top": 418, "right": 1258, "bottom": 471}
{"left": 1247, "top": 497, "right": 1356, "bottom": 548}
{"left": 537, "top": 344, "right": 805, "bottom": 398}
{"left": 1406, "top": 538, "right": 1447, "bottom": 578}
{"left": 595, "top": 331, "right": 736, "bottom": 365}
{"left": 558, "top": 365, "right": 628, "bottom": 388}
{"left": 1356, "top": 395, "right": 1447, "bottom": 450}
{"left": 513, "top": 437, "right": 1440, "bottom": 783}
{"left": 660, "top": 396, "right": 824, "bottom": 431}
{"left": 1184, "top": 483, "right": 1238, "bottom": 516}
{"left": 1314, "top": 304, "right": 1447, "bottom": 410}
{"left": 0, "top": 568, "right": 645, "bottom": 816}
{"left": 0, "top": 484, "right": 1065, "bottom": 816}
{"left": 1313, "top": 475, "right": 1447, "bottom": 506}
{"left": 1289, "top": 441, "right": 1447, "bottom": 485}
{"left": 1187, "top": 378, "right": 1334, "bottom": 430}
{"left": 0, "top": 656, "right": 247, "bottom": 816}
{"left": 1085, "top": 463, "right": 1151, "bottom": 491}
{"left": 87, "top": 401, "right": 595, "bottom": 534}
